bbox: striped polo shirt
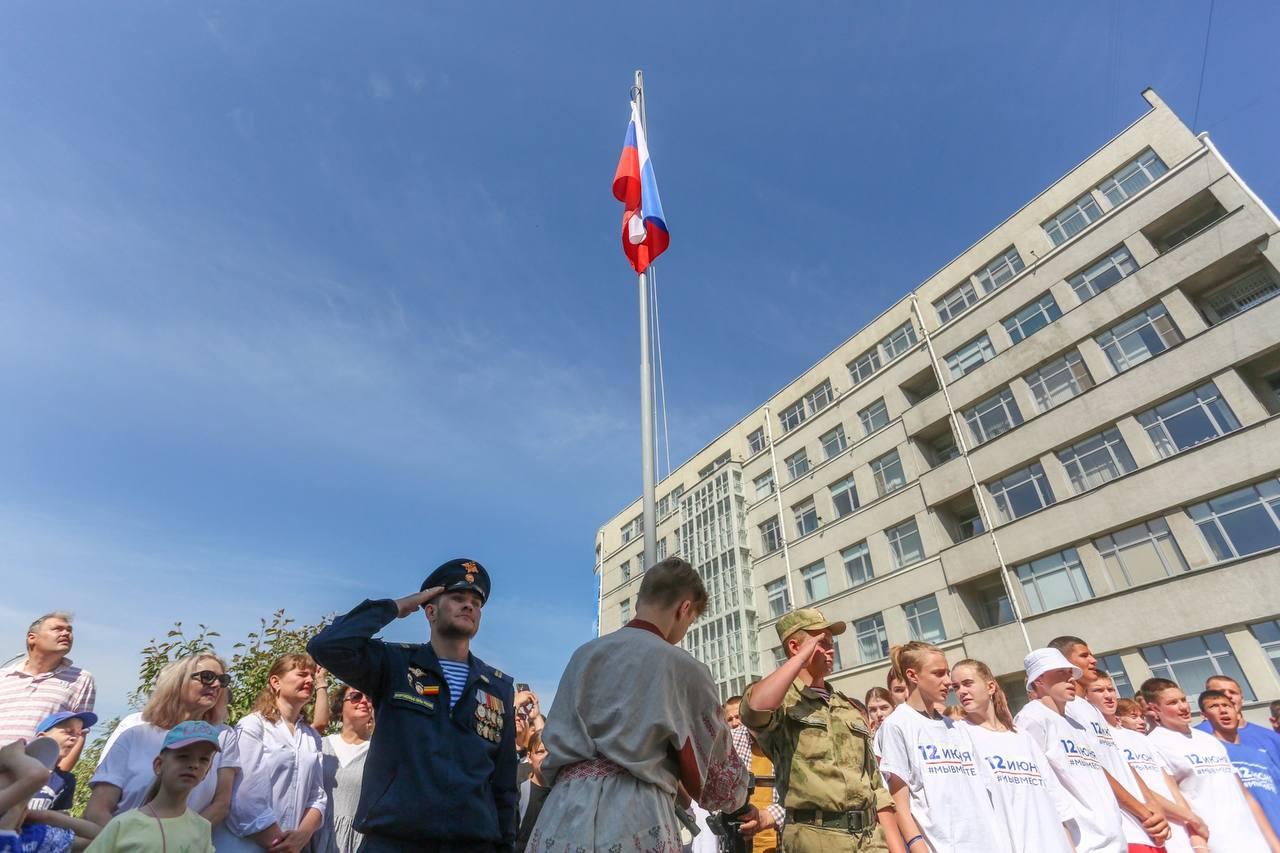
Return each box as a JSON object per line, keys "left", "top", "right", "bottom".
{"left": 0, "top": 658, "right": 96, "bottom": 745}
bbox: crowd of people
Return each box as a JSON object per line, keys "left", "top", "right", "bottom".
{"left": 3, "top": 556, "right": 1280, "bottom": 853}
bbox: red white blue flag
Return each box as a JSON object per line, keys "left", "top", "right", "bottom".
{"left": 612, "top": 100, "right": 669, "bottom": 275}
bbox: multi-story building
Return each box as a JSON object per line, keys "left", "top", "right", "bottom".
{"left": 593, "top": 89, "right": 1280, "bottom": 720}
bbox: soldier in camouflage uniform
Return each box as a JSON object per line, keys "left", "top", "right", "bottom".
{"left": 740, "top": 609, "right": 897, "bottom": 853}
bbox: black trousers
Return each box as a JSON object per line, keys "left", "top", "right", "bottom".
{"left": 357, "top": 836, "right": 503, "bottom": 853}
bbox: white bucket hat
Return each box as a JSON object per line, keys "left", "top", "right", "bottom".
{"left": 1024, "top": 647, "right": 1083, "bottom": 693}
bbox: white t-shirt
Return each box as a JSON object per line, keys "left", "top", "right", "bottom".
{"left": 1065, "top": 699, "right": 1151, "bottom": 846}
{"left": 1112, "top": 727, "right": 1195, "bottom": 853}
{"left": 1013, "top": 700, "right": 1125, "bottom": 853}
{"left": 324, "top": 733, "right": 369, "bottom": 768}
{"left": 1148, "top": 726, "right": 1269, "bottom": 853}
{"left": 876, "top": 704, "right": 1007, "bottom": 853}
{"left": 90, "top": 722, "right": 240, "bottom": 815}
{"left": 962, "top": 723, "right": 1074, "bottom": 853}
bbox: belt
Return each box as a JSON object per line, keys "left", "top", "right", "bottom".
{"left": 786, "top": 807, "right": 876, "bottom": 833}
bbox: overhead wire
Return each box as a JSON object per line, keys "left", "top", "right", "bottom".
{"left": 1192, "top": 0, "right": 1216, "bottom": 130}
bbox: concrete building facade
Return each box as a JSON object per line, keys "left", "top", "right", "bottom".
{"left": 594, "top": 90, "right": 1280, "bottom": 721}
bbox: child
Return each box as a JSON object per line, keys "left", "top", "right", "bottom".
{"left": 1143, "top": 678, "right": 1280, "bottom": 852}
{"left": 85, "top": 721, "right": 220, "bottom": 852}
{"left": 1200, "top": 688, "right": 1280, "bottom": 836}
{"left": 876, "top": 642, "right": 1004, "bottom": 852}
{"left": 29, "top": 711, "right": 97, "bottom": 811}
{"left": 1, "top": 739, "right": 59, "bottom": 851}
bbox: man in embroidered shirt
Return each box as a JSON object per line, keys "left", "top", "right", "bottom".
{"left": 529, "top": 557, "right": 755, "bottom": 853}
{"left": 0, "top": 612, "right": 96, "bottom": 773}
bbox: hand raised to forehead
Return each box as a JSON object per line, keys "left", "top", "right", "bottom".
{"left": 396, "top": 586, "right": 446, "bottom": 618}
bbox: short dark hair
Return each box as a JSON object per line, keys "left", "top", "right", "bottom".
{"left": 1094, "top": 670, "right": 1112, "bottom": 682}
{"left": 1198, "top": 688, "right": 1232, "bottom": 712}
{"left": 1205, "top": 674, "right": 1240, "bottom": 691}
{"left": 724, "top": 695, "right": 742, "bottom": 706}
{"left": 1140, "top": 677, "right": 1180, "bottom": 705}
{"left": 636, "top": 557, "right": 708, "bottom": 614}
{"left": 1269, "top": 699, "right": 1280, "bottom": 718}
{"left": 1049, "top": 635, "right": 1087, "bottom": 656}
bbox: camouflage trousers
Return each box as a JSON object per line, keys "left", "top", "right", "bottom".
{"left": 781, "top": 822, "right": 888, "bottom": 853}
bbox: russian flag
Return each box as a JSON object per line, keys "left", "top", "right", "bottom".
{"left": 612, "top": 100, "right": 669, "bottom": 275}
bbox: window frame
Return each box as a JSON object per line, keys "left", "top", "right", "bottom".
{"left": 1096, "top": 304, "right": 1182, "bottom": 373}
{"left": 1043, "top": 192, "right": 1103, "bottom": 246}
{"left": 858, "top": 398, "right": 890, "bottom": 436}
{"left": 747, "top": 428, "right": 767, "bottom": 455}
{"left": 1098, "top": 149, "right": 1168, "bottom": 206}
{"left": 753, "top": 471, "right": 775, "bottom": 501}
{"left": 1002, "top": 293, "right": 1062, "bottom": 344}
{"left": 820, "top": 425, "right": 849, "bottom": 460}
{"left": 1056, "top": 427, "right": 1137, "bottom": 493}
{"left": 904, "top": 594, "right": 946, "bottom": 643}
{"left": 1015, "top": 548, "right": 1094, "bottom": 614}
{"left": 765, "top": 577, "right": 791, "bottom": 618}
{"left": 848, "top": 348, "right": 882, "bottom": 386}
{"left": 1094, "top": 518, "right": 1188, "bottom": 588}
{"left": 880, "top": 321, "right": 918, "bottom": 361}
{"left": 1140, "top": 632, "right": 1256, "bottom": 705}
{"left": 829, "top": 475, "right": 859, "bottom": 518}
{"left": 760, "top": 516, "right": 782, "bottom": 554}
{"left": 1025, "top": 351, "right": 1094, "bottom": 413}
{"left": 988, "top": 463, "right": 1056, "bottom": 523}
{"left": 1137, "top": 383, "right": 1240, "bottom": 459}
{"left": 871, "top": 450, "right": 907, "bottom": 496}
{"left": 793, "top": 499, "right": 819, "bottom": 538}
{"left": 785, "top": 449, "right": 811, "bottom": 482}
{"left": 945, "top": 333, "right": 996, "bottom": 380}
{"left": 887, "top": 517, "right": 925, "bottom": 568}
{"left": 934, "top": 280, "right": 980, "bottom": 324}
{"left": 963, "top": 387, "right": 1024, "bottom": 446}
{"left": 1188, "top": 479, "right": 1280, "bottom": 562}
{"left": 853, "top": 612, "right": 889, "bottom": 664}
{"left": 800, "top": 560, "right": 829, "bottom": 603}
{"left": 975, "top": 246, "right": 1025, "bottom": 293}
{"left": 842, "top": 540, "right": 874, "bottom": 587}
{"left": 1069, "top": 246, "right": 1139, "bottom": 302}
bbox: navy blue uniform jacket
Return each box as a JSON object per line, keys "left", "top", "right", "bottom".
{"left": 308, "top": 599, "right": 518, "bottom": 850}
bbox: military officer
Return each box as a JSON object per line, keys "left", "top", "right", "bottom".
{"left": 308, "top": 558, "right": 518, "bottom": 852}
{"left": 740, "top": 609, "right": 897, "bottom": 853}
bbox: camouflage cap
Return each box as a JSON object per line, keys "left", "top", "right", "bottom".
{"left": 775, "top": 608, "right": 847, "bottom": 643}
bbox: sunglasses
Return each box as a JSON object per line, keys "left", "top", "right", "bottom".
{"left": 192, "top": 670, "right": 231, "bottom": 689}
{"left": 344, "top": 690, "right": 369, "bottom": 704}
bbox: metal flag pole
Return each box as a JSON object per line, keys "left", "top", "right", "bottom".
{"left": 635, "top": 69, "right": 657, "bottom": 572}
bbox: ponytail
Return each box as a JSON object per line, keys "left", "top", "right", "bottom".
{"left": 889, "top": 641, "right": 942, "bottom": 689}
{"left": 954, "top": 658, "right": 1014, "bottom": 731}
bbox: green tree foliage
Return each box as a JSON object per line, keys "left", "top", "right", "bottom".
{"left": 71, "top": 609, "right": 332, "bottom": 816}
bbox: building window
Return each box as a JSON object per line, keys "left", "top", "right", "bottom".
{"left": 621, "top": 515, "right": 643, "bottom": 544}
{"left": 656, "top": 538, "right": 667, "bottom": 560}
{"left": 1025, "top": 351, "right": 1094, "bottom": 412}
{"left": 754, "top": 471, "right": 775, "bottom": 500}
{"left": 989, "top": 463, "right": 1055, "bottom": 523}
{"left": 1098, "top": 149, "right": 1168, "bottom": 206}
{"left": 935, "top": 281, "right": 979, "bottom": 324}
{"left": 859, "top": 398, "right": 890, "bottom": 436}
{"left": 1069, "top": 246, "right": 1139, "bottom": 302}
{"left": 1056, "top": 427, "right": 1137, "bottom": 493}
{"left": 760, "top": 516, "right": 782, "bottom": 553}
{"left": 871, "top": 450, "right": 907, "bottom": 496}
{"left": 973, "top": 577, "right": 1013, "bottom": 629}
{"left": 697, "top": 451, "right": 731, "bottom": 479}
{"left": 765, "top": 577, "right": 791, "bottom": 618}
{"left": 1188, "top": 479, "right": 1280, "bottom": 561}
{"left": 945, "top": 334, "right": 996, "bottom": 380}
{"left": 778, "top": 399, "right": 806, "bottom": 433}
{"left": 1044, "top": 192, "right": 1103, "bottom": 246}
{"left": 1097, "top": 653, "right": 1134, "bottom": 698}
{"left": 953, "top": 508, "right": 984, "bottom": 542}
{"left": 779, "top": 380, "right": 837, "bottom": 434}
{"left": 771, "top": 646, "right": 787, "bottom": 668}
{"left": 820, "top": 425, "right": 848, "bottom": 460}
{"left": 1096, "top": 304, "right": 1182, "bottom": 373}
{"left": 880, "top": 321, "right": 918, "bottom": 360}
{"left": 842, "top": 541, "right": 874, "bottom": 587}
{"left": 1016, "top": 548, "right": 1094, "bottom": 613}
{"left": 848, "top": 348, "right": 882, "bottom": 386}
{"left": 657, "top": 495, "right": 669, "bottom": 518}
{"left": 1003, "top": 293, "right": 1062, "bottom": 344}
{"left": 747, "top": 428, "right": 767, "bottom": 455}
{"left": 793, "top": 499, "right": 819, "bottom": 538}
{"left": 1248, "top": 620, "right": 1280, "bottom": 678}
{"left": 930, "top": 431, "right": 960, "bottom": 464}
{"left": 785, "top": 449, "right": 810, "bottom": 482}
{"left": 1141, "top": 632, "right": 1256, "bottom": 705}
{"left": 1202, "top": 266, "right": 1280, "bottom": 324}
{"left": 620, "top": 598, "right": 631, "bottom": 623}
{"left": 1095, "top": 518, "right": 1188, "bottom": 588}
{"left": 854, "top": 613, "right": 889, "bottom": 663}
{"left": 829, "top": 475, "right": 859, "bottom": 518}
{"left": 806, "top": 380, "right": 835, "bottom": 415}
{"left": 1137, "top": 383, "right": 1240, "bottom": 458}
{"left": 905, "top": 594, "right": 946, "bottom": 643}
{"left": 887, "top": 518, "right": 924, "bottom": 568}
{"left": 964, "top": 388, "right": 1023, "bottom": 446}
{"left": 975, "top": 247, "right": 1025, "bottom": 293}
{"left": 620, "top": 560, "right": 631, "bottom": 582}
{"left": 800, "top": 560, "right": 829, "bottom": 602}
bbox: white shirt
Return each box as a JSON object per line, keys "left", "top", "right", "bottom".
{"left": 214, "top": 712, "right": 327, "bottom": 851}
{"left": 1065, "top": 699, "right": 1151, "bottom": 846}
{"left": 1014, "top": 700, "right": 1125, "bottom": 853}
{"left": 90, "top": 722, "right": 240, "bottom": 814}
{"left": 1148, "top": 726, "right": 1269, "bottom": 853}
{"left": 876, "top": 704, "right": 1007, "bottom": 853}
{"left": 324, "top": 733, "right": 369, "bottom": 769}
{"left": 1112, "top": 727, "right": 1195, "bottom": 853}
{"left": 962, "top": 723, "right": 1074, "bottom": 853}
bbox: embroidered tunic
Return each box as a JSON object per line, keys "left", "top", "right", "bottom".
{"left": 527, "top": 620, "right": 749, "bottom": 853}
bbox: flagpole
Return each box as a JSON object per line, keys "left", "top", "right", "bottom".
{"left": 635, "top": 69, "right": 658, "bottom": 573}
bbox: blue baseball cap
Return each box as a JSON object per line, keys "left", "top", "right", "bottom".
{"left": 162, "top": 720, "right": 222, "bottom": 752}
{"left": 36, "top": 710, "right": 99, "bottom": 734}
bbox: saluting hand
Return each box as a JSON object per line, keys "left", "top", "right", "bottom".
{"left": 395, "top": 586, "right": 446, "bottom": 618}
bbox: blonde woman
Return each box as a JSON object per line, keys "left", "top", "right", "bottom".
{"left": 214, "top": 653, "right": 326, "bottom": 853}
{"left": 84, "top": 653, "right": 239, "bottom": 830}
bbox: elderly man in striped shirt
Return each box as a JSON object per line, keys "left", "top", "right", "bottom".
{"left": 0, "top": 612, "right": 96, "bottom": 772}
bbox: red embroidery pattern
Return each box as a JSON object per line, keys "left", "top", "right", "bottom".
{"left": 698, "top": 713, "right": 748, "bottom": 811}
{"left": 558, "top": 756, "right": 628, "bottom": 781}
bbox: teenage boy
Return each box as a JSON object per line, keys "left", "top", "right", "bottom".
{"left": 1195, "top": 676, "right": 1280, "bottom": 769}
{"left": 1085, "top": 672, "right": 1208, "bottom": 852}
{"left": 1144, "top": 677, "right": 1280, "bottom": 852}
{"left": 1200, "top": 689, "right": 1280, "bottom": 835}
{"left": 1051, "top": 636, "right": 1171, "bottom": 850}
{"left": 1271, "top": 700, "right": 1280, "bottom": 736}
{"left": 1014, "top": 647, "right": 1127, "bottom": 853}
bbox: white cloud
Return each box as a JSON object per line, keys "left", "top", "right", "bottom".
{"left": 368, "top": 72, "right": 394, "bottom": 101}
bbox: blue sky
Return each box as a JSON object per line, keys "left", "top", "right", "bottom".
{"left": 2, "top": 3, "right": 1276, "bottom": 722}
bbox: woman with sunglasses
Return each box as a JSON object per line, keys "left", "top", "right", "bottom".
{"left": 315, "top": 684, "right": 374, "bottom": 853}
{"left": 84, "top": 654, "right": 239, "bottom": 831}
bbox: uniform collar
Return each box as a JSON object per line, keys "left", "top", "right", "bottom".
{"left": 624, "top": 619, "right": 666, "bottom": 640}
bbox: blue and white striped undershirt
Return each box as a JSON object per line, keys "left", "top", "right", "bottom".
{"left": 438, "top": 659, "right": 470, "bottom": 710}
